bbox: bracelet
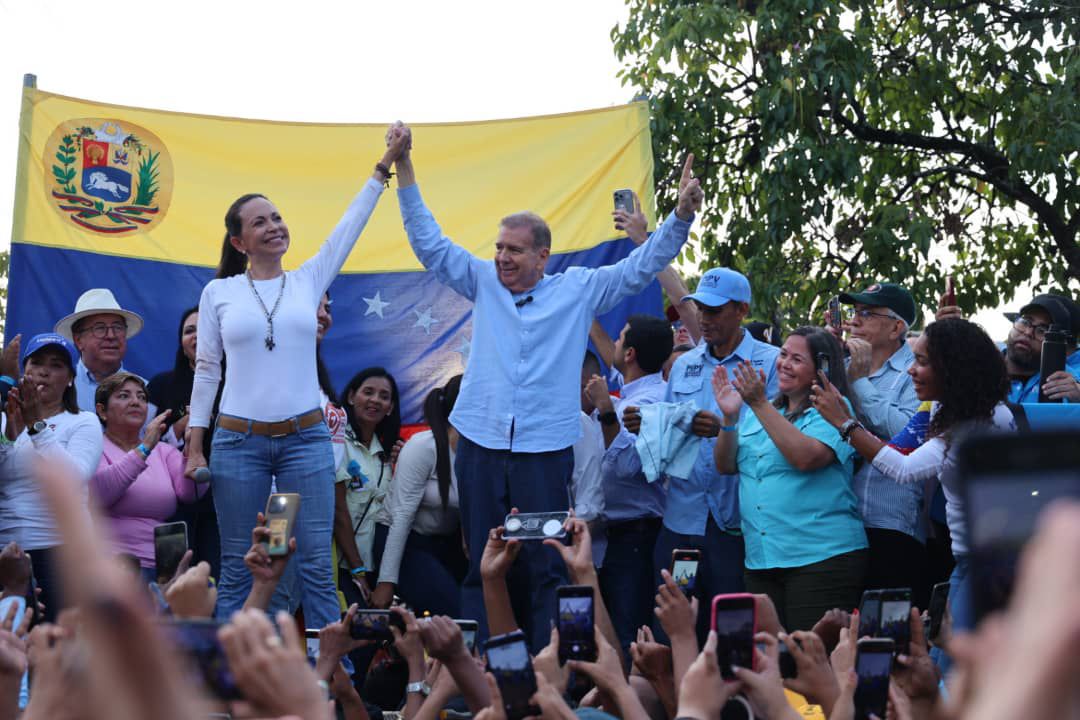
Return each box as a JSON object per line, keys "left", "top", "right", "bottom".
{"left": 135, "top": 443, "right": 150, "bottom": 460}
{"left": 375, "top": 162, "right": 394, "bottom": 187}
{"left": 351, "top": 566, "right": 368, "bottom": 576}
{"left": 839, "top": 419, "right": 863, "bottom": 442}
{"left": 719, "top": 423, "right": 737, "bottom": 433}
{"left": 0, "top": 376, "right": 14, "bottom": 387}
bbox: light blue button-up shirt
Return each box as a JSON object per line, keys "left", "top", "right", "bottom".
{"left": 74, "top": 359, "right": 150, "bottom": 415}
{"left": 662, "top": 331, "right": 780, "bottom": 536}
{"left": 737, "top": 404, "right": 867, "bottom": 570}
{"left": 601, "top": 371, "right": 668, "bottom": 523}
{"left": 1004, "top": 346, "right": 1080, "bottom": 403}
{"left": 849, "top": 342, "right": 924, "bottom": 539}
{"left": 399, "top": 184, "right": 691, "bottom": 452}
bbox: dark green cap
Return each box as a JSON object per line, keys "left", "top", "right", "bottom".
{"left": 838, "top": 282, "right": 917, "bottom": 325}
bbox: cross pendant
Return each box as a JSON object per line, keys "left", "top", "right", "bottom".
{"left": 265, "top": 335, "right": 276, "bottom": 351}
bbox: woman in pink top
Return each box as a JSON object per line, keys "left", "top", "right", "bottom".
{"left": 92, "top": 372, "right": 208, "bottom": 581}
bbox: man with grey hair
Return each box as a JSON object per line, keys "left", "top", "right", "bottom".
{"left": 834, "top": 282, "right": 923, "bottom": 603}
{"left": 390, "top": 123, "right": 702, "bottom": 651}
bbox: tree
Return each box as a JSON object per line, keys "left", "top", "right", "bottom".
{"left": 613, "top": 0, "right": 1080, "bottom": 327}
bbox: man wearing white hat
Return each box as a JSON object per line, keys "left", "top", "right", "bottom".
{"left": 55, "top": 288, "right": 145, "bottom": 414}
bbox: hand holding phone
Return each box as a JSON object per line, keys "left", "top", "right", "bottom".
{"left": 263, "top": 493, "right": 300, "bottom": 557}
{"left": 485, "top": 630, "right": 539, "bottom": 720}
{"left": 670, "top": 549, "right": 700, "bottom": 598}
{"left": 557, "top": 585, "right": 597, "bottom": 663}
{"left": 613, "top": 189, "right": 635, "bottom": 214}
{"left": 854, "top": 638, "right": 894, "bottom": 719}
{"left": 502, "top": 511, "right": 569, "bottom": 541}
{"left": 348, "top": 609, "right": 406, "bottom": 642}
{"left": 711, "top": 593, "right": 756, "bottom": 680}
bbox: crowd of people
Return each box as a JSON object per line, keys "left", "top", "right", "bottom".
{"left": 0, "top": 121, "right": 1076, "bottom": 719}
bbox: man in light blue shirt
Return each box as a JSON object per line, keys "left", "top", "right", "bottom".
{"left": 627, "top": 267, "right": 779, "bottom": 641}
{"left": 584, "top": 313, "right": 673, "bottom": 659}
{"left": 1003, "top": 294, "right": 1080, "bottom": 403}
{"left": 391, "top": 132, "right": 701, "bottom": 650}
{"left": 833, "top": 282, "right": 922, "bottom": 603}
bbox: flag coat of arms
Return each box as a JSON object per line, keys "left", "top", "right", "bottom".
{"left": 8, "top": 86, "right": 663, "bottom": 422}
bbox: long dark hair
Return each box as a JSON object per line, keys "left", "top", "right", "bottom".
{"left": 774, "top": 326, "right": 854, "bottom": 421}
{"left": 341, "top": 367, "right": 401, "bottom": 454}
{"left": 316, "top": 291, "right": 335, "bottom": 401}
{"left": 424, "top": 375, "right": 462, "bottom": 509}
{"left": 924, "top": 318, "right": 1009, "bottom": 438}
{"left": 159, "top": 306, "right": 199, "bottom": 422}
{"left": 216, "top": 193, "right": 267, "bottom": 278}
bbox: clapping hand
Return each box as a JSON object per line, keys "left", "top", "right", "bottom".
{"left": 712, "top": 366, "right": 744, "bottom": 420}
{"left": 729, "top": 360, "right": 768, "bottom": 408}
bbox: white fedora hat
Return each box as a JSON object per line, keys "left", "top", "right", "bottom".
{"left": 54, "top": 289, "right": 144, "bottom": 341}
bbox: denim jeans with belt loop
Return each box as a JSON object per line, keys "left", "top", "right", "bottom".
{"left": 210, "top": 413, "right": 340, "bottom": 631}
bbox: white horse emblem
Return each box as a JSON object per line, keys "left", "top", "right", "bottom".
{"left": 85, "top": 171, "right": 129, "bottom": 199}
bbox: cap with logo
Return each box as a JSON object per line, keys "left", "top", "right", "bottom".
{"left": 20, "top": 333, "right": 79, "bottom": 370}
{"left": 838, "top": 282, "right": 917, "bottom": 326}
{"left": 681, "top": 268, "right": 752, "bottom": 308}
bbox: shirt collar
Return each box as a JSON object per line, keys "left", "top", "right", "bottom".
{"left": 620, "top": 371, "right": 665, "bottom": 399}
{"left": 880, "top": 341, "right": 914, "bottom": 374}
{"left": 77, "top": 358, "right": 126, "bottom": 383}
{"left": 706, "top": 329, "right": 758, "bottom": 365}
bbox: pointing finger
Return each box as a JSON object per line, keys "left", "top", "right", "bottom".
{"left": 681, "top": 153, "right": 695, "bottom": 183}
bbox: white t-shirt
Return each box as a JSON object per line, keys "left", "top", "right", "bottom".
{"left": 191, "top": 180, "right": 384, "bottom": 426}
{"left": 0, "top": 410, "right": 103, "bottom": 549}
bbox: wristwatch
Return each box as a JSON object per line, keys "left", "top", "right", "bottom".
{"left": 406, "top": 681, "right": 431, "bottom": 696}
{"left": 27, "top": 420, "right": 47, "bottom": 436}
{"left": 839, "top": 418, "right": 864, "bottom": 442}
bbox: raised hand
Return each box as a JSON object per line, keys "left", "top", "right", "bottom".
{"left": 613, "top": 191, "right": 648, "bottom": 245}
{"left": 630, "top": 625, "right": 673, "bottom": 682}
{"left": 675, "top": 154, "right": 703, "bottom": 221}
{"left": 730, "top": 360, "right": 768, "bottom": 407}
{"left": 584, "top": 375, "right": 614, "bottom": 415}
{"left": 810, "top": 371, "right": 853, "bottom": 429}
{"left": 0, "top": 335, "right": 20, "bottom": 380}
{"left": 712, "top": 366, "right": 744, "bottom": 420}
{"left": 141, "top": 409, "right": 172, "bottom": 452}
{"left": 243, "top": 512, "right": 296, "bottom": 585}
{"left": 480, "top": 525, "right": 522, "bottom": 581}
{"left": 542, "top": 516, "right": 594, "bottom": 583}
{"left": 163, "top": 560, "right": 216, "bottom": 619}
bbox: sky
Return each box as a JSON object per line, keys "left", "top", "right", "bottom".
{"left": 0, "top": 0, "right": 1017, "bottom": 337}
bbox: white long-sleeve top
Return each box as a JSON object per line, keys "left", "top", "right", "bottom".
{"left": 0, "top": 410, "right": 103, "bottom": 549}
{"left": 191, "top": 180, "right": 384, "bottom": 426}
{"left": 869, "top": 402, "right": 1015, "bottom": 556}
{"left": 373, "top": 431, "right": 460, "bottom": 585}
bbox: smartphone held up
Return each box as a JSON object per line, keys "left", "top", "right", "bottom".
{"left": 263, "top": 493, "right": 300, "bottom": 556}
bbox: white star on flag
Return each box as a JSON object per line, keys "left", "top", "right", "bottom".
{"left": 413, "top": 306, "right": 438, "bottom": 335}
{"left": 363, "top": 291, "right": 390, "bottom": 318}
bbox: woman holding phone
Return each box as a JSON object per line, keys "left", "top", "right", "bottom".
{"left": 712, "top": 326, "right": 868, "bottom": 631}
{"left": 811, "top": 317, "right": 1014, "bottom": 634}
{"left": 185, "top": 127, "right": 409, "bottom": 625}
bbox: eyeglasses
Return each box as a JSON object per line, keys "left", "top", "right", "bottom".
{"left": 1013, "top": 316, "right": 1052, "bottom": 339}
{"left": 845, "top": 308, "right": 899, "bottom": 322}
{"left": 80, "top": 322, "right": 127, "bottom": 339}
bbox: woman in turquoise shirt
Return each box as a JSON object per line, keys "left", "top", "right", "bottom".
{"left": 712, "top": 326, "right": 867, "bottom": 631}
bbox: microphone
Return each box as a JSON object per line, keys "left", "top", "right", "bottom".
{"left": 515, "top": 295, "right": 534, "bottom": 308}
{"left": 193, "top": 467, "right": 212, "bottom": 484}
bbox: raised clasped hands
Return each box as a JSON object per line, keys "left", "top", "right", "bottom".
{"left": 584, "top": 374, "right": 614, "bottom": 415}
{"left": 385, "top": 121, "right": 412, "bottom": 163}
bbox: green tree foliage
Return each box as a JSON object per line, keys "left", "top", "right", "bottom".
{"left": 613, "top": 0, "right": 1080, "bottom": 327}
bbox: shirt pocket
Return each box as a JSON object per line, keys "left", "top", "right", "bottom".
{"left": 669, "top": 373, "right": 705, "bottom": 398}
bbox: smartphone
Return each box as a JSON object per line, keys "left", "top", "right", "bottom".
{"left": 613, "top": 188, "right": 635, "bottom": 213}
{"left": 926, "top": 581, "right": 950, "bottom": 643}
{"left": 263, "top": 493, "right": 300, "bottom": 556}
{"left": 455, "top": 619, "right": 479, "bottom": 653}
{"left": 304, "top": 628, "right": 320, "bottom": 662}
{"left": 828, "top": 296, "right": 842, "bottom": 330}
{"left": 877, "top": 588, "right": 912, "bottom": 656}
{"left": 711, "top": 593, "right": 756, "bottom": 680}
{"left": 153, "top": 521, "right": 189, "bottom": 582}
{"left": 816, "top": 352, "right": 831, "bottom": 380}
{"left": 854, "top": 638, "right": 894, "bottom": 719}
{"left": 557, "top": 585, "right": 596, "bottom": 663}
{"left": 857, "top": 589, "right": 881, "bottom": 637}
{"left": 943, "top": 275, "right": 956, "bottom": 307}
{"left": 164, "top": 619, "right": 242, "bottom": 700}
{"left": 670, "top": 549, "right": 701, "bottom": 598}
{"left": 502, "top": 511, "right": 569, "bottom": 541}
{"left": 757, "top": 638, "right": 798, "bottom": 679}
{"left": 958, "top": 431, "right": 1080, "bottom": 622}
{"left": 348, "top": 609, "right": 406, "bottom": 642}
{"left": 485, "top": 630, "right": 538, "bottom": 720}
{"left": 1037, "top": 327, "right": 1069, "bottom": 403}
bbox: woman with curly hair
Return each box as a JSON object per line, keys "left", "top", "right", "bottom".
{"left": 811, "top": 317, "right": 1014, "bottom": 633}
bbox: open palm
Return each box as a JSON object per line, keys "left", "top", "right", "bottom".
{"left": 712, "top": 366, "right": 743, "bottom": 418}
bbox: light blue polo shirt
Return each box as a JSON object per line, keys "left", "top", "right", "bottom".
{"left": 736, "top": 404, "right": 867, "bottom": 570}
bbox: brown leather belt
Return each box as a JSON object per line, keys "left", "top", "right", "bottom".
{"left": 217, "top": 408, "right": 324, "bottom": 437}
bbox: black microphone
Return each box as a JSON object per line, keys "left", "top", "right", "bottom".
{"left": 515, "top": 295, "right": 534, "bottom": 308}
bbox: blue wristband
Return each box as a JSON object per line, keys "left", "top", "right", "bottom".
{"left": 719, "top": 424, "right": 737, "bottom": 433}
{"left": 136, "top": 443, "right": 150, "bottom": 459}
{"left": 351, "top": 566, "right": 368, "bottom": 576}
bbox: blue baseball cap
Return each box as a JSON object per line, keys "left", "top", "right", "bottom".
{"left": 682, "top": 268, "right": 752, "bottom": 307}
{"left": 20, "top": 333, "right": 79, "bottom": 370}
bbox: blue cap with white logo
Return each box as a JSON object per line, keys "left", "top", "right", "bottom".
{"left": 682, "top": 268, "right": 752, "bottom": 308}
{"left": 20, "top": 333, "right": 79, "bottom": 370}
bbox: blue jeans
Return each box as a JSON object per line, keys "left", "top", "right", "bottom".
{"left": 210, "top": 416, "right": 340, "bottom": 631}
{"left": 932, "top": 553, "right": 971, "bottom": 677}
{"left": 653, "top": 517, "right": 746, "bottom": 645}
{"left": 455, "top": 436, "right": 574, "bottom": 654}
{"left": 372, "top": 523, "right": 467, "bottom": 618}
{"left": 599, "top": 517, "right": 662, "bottom": 662}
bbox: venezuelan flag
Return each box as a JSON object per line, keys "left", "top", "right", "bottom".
{"left": 8, "top": 86, "right": 662, "bottom": 421}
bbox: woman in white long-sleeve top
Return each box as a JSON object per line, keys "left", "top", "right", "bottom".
{"left": 368, "top": 375, "right": 466, "bottom": 615}
{"left": 0, "top": 333, "right": 103, "bottom": 620}
{"left": 183, "top": 128, "right": 410, "bottom": 625}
